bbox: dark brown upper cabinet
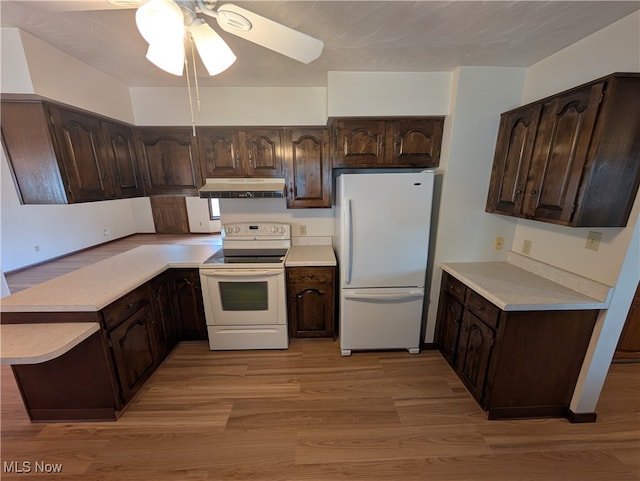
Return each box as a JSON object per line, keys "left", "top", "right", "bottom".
{"left": 102, "top": 121, "right": 144, "bottom": 198}
{"left": 136, "top": 127, "right": 203, "bottom": 196}
{"left": 486, "top": 73, "right": 640, "bottom": 227}
{"left": 2, "top": 100, "right": 144, "bottom": 204}
{"left": 49, "top": 106, "right": 116, "bottom": 202}
{"left": 331, "top": 117, "right": 444, "bottom": 169}
{"left": 283, "top": 128, "right": 331, "bottom": 208}
{"left": 197, "top": 127, "right": 283, "bottom": 178}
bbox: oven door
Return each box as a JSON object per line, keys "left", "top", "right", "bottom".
{"left": 199, "top": 268, "right": 286, "bottom": 326}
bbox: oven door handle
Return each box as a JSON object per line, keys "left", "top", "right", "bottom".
{"left": 201, "top": 269, "right": 282, "bottom": 277}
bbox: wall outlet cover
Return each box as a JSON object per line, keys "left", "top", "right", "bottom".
{"left": 522, "top": 239, "right": 532, "bottom": 255}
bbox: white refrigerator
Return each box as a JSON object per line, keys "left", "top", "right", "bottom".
{"left": 334, "top": 171, "right": 435, "bottom": 356}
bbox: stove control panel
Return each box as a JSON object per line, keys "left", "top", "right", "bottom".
{"left": 223, "top": 222, "right": 291, "bottom": 240}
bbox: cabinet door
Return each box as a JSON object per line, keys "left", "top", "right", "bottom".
{"left": 108, "top": 305, "right": 158, "bottom": 403}
{"left": 332, "top": 119, "right": 386, "bottom": 167}
{"left": 243, "top": 129, "right": 283, "bottom": 177}
{"left": 614, "top": 282, "right": 640, "bottom": 361}
{"left": 172, "top": 269, "right": 208, "bottom": 341}
{"left": 523, "top": 82, "right": 604, "bottom": 223}
{"left": 486, "top": 105, "right": 542, "bottom": 216}
{"left": 136, "top": 127, "right": 202, "bottom": 195}
{"left": 50, "top": 106, "right": 115, "bottom": 202}
{"left": 197, "top": 127, "right": 243, "bottom": 178}
{"left": 455, "top": 311, "right": 495, "bottom": 404}
{"left": 287, "top": 267, "right": 335, "bottom": 338}
{"left": 435, "top": 291, "right": 464, "bottom": 367}
{"left": 150, "top": 274, "right": 180, "bottom": 357}
{"left": 103, "top": 122, "right": 144, "bottom": 198}
{"left": 284, "top": 128, "right": 331, "bottom": 208}
{"left": 385, "top": 118, "right": 444, "bottom": 167}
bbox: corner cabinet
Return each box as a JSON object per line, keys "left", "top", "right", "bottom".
{"left": 1, "top": 101, "right": 143, "bottom": 204}
{"left": 283, "top": 128, "right": 332, "bottom": 208}
{"left": 331, "top": 117, "right": 444, "bottom": 169}
{"left": 435, "top": 271, "right": 598, "bottom": 420}
{"left": 136, "top": 127, "right": 203, "bottom": 196}
{"left": 286, "top": 266, "right": 336, "bottom": 338}
{"left": 486, "top": 73, "right": 640, "bottom": 227}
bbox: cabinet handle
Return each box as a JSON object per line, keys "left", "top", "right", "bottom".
{"left": 515, "top": 189, "right": 522, "bottom": 194}
{"left": 182, "top": 277, "right": 192, "bottom": 286}
{"left": 531, "top": 189, "right": 537, "bottom": 195}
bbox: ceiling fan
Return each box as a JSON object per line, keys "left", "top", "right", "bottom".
{"left": 114, "top": 0, "right": 324, "bottom": 76}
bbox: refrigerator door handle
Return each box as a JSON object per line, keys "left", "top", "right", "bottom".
{"left": 345, "top": 198, "right": 353, "bottom": 284}
{"left": 343, "top": 290, "right": 424, "bottom": 301}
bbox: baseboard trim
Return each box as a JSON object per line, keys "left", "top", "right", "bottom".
{"left": 566, "top": 409, "right": 598, "bottom": 423}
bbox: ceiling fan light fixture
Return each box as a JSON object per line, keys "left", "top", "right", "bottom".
{"left": 190, "top": 20, "right": 237, "bottom": 76}
{"left": 135, "top": 0, "right": 184, "bottom": 45}
{"left": 145, "top": 39, "right": 185, "bottom": 76}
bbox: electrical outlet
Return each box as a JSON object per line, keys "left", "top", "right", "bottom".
{"left": 585, "top": 231, "right": 602, "bottom": 251}
{"left": 522, "top": 239, "right": 532, "bottom": 255}
{"left": 34, "top": 245, "right": 40, "bottom": 253}
{"left": 299, "top": 224, "right": 307, "bottom": 236}
{"left": 103, "top": 229, "right": 109, "bottom": 236}
{"left": 494, "top": 237, "right": 504, "bottom": 250}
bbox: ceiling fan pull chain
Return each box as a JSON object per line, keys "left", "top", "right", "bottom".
{"left": 189, "top": 36, "right": 202, "bottom": 113}
{"left": 184, "top": 54, "right": 196, "bottom": 137}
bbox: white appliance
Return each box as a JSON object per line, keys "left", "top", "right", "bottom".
{"left": 199, "top": 222, "right": 290, "bottom": 350}
{"left": 334, "top": 171, "right": 435, "bottom": 356}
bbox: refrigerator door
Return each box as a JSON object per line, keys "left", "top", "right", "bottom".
{"left": 336, "top": 171, "right": 434, "bottom": 289}
{"left": 339, "top": 287, "right": 425, "bottom": 355}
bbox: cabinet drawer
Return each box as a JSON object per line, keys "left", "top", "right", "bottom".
{"left": 466, "top": 290, "right": 500, "bottom": 329}
{"left": 443, "top": 273, "right": 466, "bottom": 302}
{"left": 102, "top": 285, "right": 150, "bottom": 331}
{"left": 287, "top": 267, "right": 334, "bottom": 284}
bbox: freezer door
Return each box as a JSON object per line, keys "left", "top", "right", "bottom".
{"left": 339, "top": 287, "right": 424, "bottom": 355}
{"left": 337, "top": 171, "right": 434, "bottom": 289}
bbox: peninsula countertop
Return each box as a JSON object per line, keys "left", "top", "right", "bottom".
{"left": 441, "top": 252, "right": 613, "bottom": 311}
{"left": 1, "top": 244, "right": 220, "bottom": 313}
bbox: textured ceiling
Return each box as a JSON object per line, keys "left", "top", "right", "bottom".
{"left": 1, "top": 1, "right": 639, "bottom": 88}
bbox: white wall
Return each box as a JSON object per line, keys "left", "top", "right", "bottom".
{"left": 515, "top": 11, "right": 640, "bottom": 286}
{"left": 0, "top": 29, "right": 143, "bottom": 274}
{"left": 327, "top": 71, "right": 451, "bottom": 116}
{"left": 424, "top": 66, "right": 526, "bottom": 342}
{"left": 131, "top": 86, "right": 327, "bottom": 126}
{"left": 515, "top": 10, "right": 640, "bottom": 415}
{"left": 186, "top": 197, "right": 221, "bottom": 233}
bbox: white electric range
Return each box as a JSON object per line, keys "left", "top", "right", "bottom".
{"left": 199, "top": 222, "right": 290, "bottom": 350}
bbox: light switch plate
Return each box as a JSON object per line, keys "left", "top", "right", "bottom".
{"left": 494, "top": 237, "right": 504, "bottom": 250}
{"left": 522, "top": 239, "right": 532, "bottom": 255}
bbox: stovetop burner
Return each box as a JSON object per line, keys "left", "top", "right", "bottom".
{"left": 203, "top": 248, "right": 288, "bottom": 265}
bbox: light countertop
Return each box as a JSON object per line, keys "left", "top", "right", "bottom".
{"left": 286, "top": 245, "right": 337, "bottom": 267}
{"left": 0, "top": 322, "right": 100, "bottom": 364}
{"left": 1, "top": 244, "right": 220, "bottom": 313}
{"left": 441, "top": 252, "right": 613, "bottom": 311}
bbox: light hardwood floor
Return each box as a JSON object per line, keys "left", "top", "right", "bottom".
{"left": 2, "top": 234, "right": 639, "bottom": 480}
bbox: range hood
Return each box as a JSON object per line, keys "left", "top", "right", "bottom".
{"left": 198, "top": 178, "right": 286, "bottom": 199}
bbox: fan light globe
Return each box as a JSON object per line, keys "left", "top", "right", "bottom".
{"left": 190, "top": 20, "right": 237, "bottom": 76}
{"left": 136, "top": 0, "right": 184, "bottom": 45}
{"left": 146, "top": 39, "right": 185, "bottom": 76}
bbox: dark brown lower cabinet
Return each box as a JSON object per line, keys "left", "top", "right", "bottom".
{"left": 107, "top": 305, "right": 157, "bottom": 404}
{"left": 286, "top": 266, "right": 335, "bottom": 338}
{"left": 5, "top": 268, "right": 207, "bottom": 422}
{"left": 172, "top": 269, "right": 208, "bottom": 341}
{"left": 614, "top": 282, "right": 640, "bottom": 362}
{"left": 435, "top": 271, "right": 598, "bottom": 421}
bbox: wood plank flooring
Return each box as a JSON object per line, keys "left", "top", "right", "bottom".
{"left": 1, "top": 341, "right": 639, "bottom": 480}
{"left": 2, "top": 234, "right": 639, "bottom": 480}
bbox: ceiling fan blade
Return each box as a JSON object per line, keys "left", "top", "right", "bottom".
{"left": 214, "top": 3, "right": 323, "bottom": 64}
